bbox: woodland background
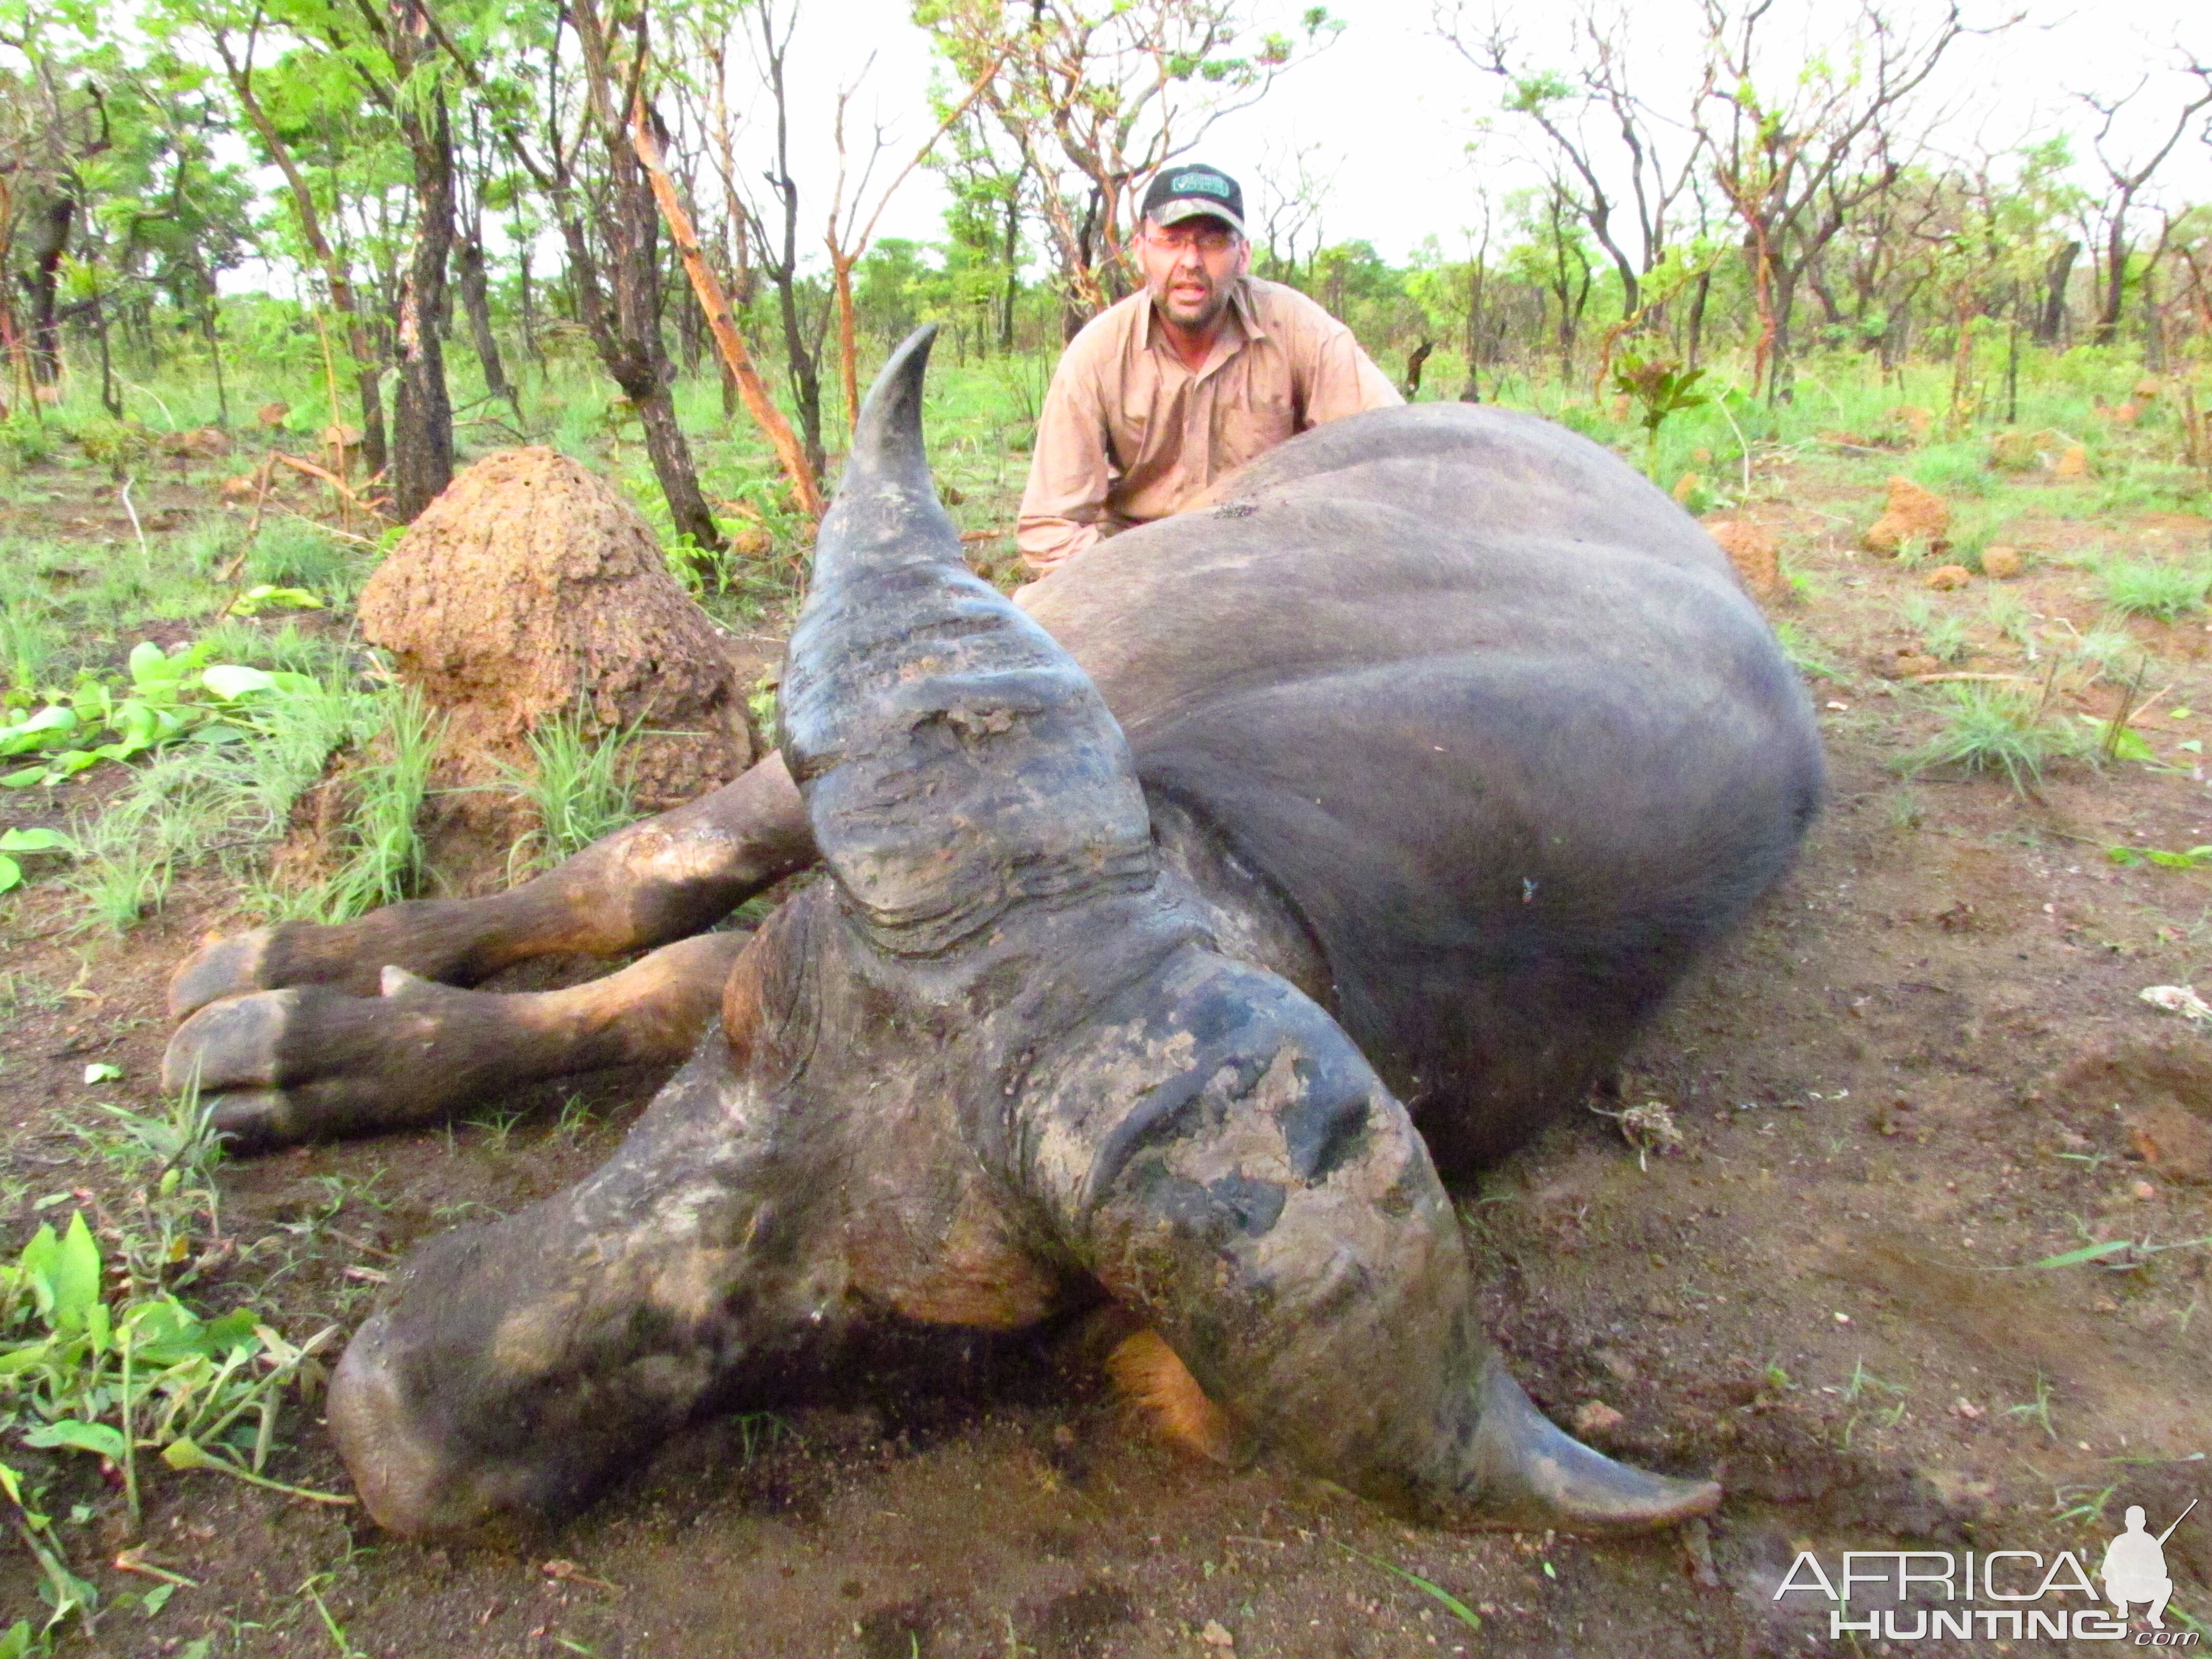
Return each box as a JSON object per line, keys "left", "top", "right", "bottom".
{"left": 3, "top": 0, "right": 2210, "bottom": 554}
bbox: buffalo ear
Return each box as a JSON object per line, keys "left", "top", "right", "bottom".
{"left": 780, "top": 326, "right": 1156, "bottom": 958}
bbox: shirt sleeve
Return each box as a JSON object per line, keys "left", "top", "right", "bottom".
{"left": 1301, "top": 322, "right": 1404, "bottom": 429}
{"left": 1017, "top": 347, "right": 1113, "bottom": 575}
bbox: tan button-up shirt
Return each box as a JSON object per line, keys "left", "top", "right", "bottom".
{"left": 1016, "top": 277, "right": 1401, "bottom": 573}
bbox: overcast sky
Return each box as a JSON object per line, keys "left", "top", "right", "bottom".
{"left": 201, "top": 0, "right": 2210, "bottom": 292}
{"left": 770, "top": 0, "right": 2211, "bottom": 264}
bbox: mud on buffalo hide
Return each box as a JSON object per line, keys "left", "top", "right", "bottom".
{"left": 1026, "top": 405, "right": 1826, "bottom": 1171}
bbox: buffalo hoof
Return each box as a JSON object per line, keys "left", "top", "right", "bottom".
{"left": 168, "top": 927, "right": 282, "bottom": 1019}
{"left": 1463, "top": 1354, "right": 1720, "bottom": 1535}
{"left": 169, "top": 918, "right": 425, "bottom": 1016}
{"left": 162, "top": 980, "right": 453, "bottom": 1152}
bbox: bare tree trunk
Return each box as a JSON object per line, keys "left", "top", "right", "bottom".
{"left": 998, "top": 173, "right": 1023, "bottom": 352}
{"left": 1459, "top": 257, "right": 1485, "bottom": 401}
{"left": 391, "top": 90, "right": 457, "bottom": 521}
{"left": 2036, "top": 240, "right": 2079, "bottom": 346}
{"left": 523, "top": 0, "right": 727, "bottom": 554}
{"left": 596, "top": 187, "right": 724, "bottom": 552}
{"left": 2005, "top": 298, "right": 2020, "bottom": 423}
{"left": 456, "top": 231, "right": 517, "bottom": 415}
{"left": 197, "top": 269, "right": 230, "bottom": 427}
{"left": 631, "top": 102, "right": 823, "bottom": 519}
{"left": 517, "top": 241, "right": 542, "bottom": 373}
{"left": 25, "top": 196, "right": 73, "bottom": 385}
{"left": 1685, "top": 270, "right": 1711, "bottom": 369}
{"left": 752, "top": 6, "right": 826, "bottom": 478}
{"left": 1769, "top": 267, "right": 1799, "bottom": 403}
{"left": 2141, "top": 254, "right": 2166, "bottom": 373}
{"left": 94, "top": 293, "right": 119, "bottom": 416}
{"left": 2096, "top": 208, "right": 2131, "bottom": 346}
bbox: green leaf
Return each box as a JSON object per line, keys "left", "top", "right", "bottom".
{"left": 161, "top": 1436, "right": 214, "bottom": 1471}
{"left": 126, "top": 640, "right": 188, "bottom": 687}
{"left": 1339, "top": 1545, "right": 1483, "bottom": 1631}
{"left": 0, "top": 855, "right": 17, "bottom": 895}
{"left": 49, "top": 1213, "right": 102, "bottom": 1332}
{"left": 0, "top": 766, "right": 46, "bottom": 788}
{"left": 0, "top": 828, "right": 68, "bottom": 853}
{"left": 232, "top": 585, "right": 323, "bottom": 615}
{"left": 2077, "top": 714, "right": 2156, "bottom": 762}
{"left": 82, "top": 1062, "right": 122, "bottom": 1084}
{"left": 0, "top": 706, "right": 76, "bottom": 755}
{"left": 0, "top": 1343, "right": 55, "bottom": 1377}
{"left": 16, "top": 1224, "right": 58, "bottom": 1321}
{"left": 126, "top": 1299, "right": 258, "bottom": 1365}
{"left": 22, "top": 1419, "right": 127, "bottom": 1461}
{"left": 114, "top": 699, "right": 161, "bottom": 748}
{"left": 140, "top": 1581, "right": 176, "bottom": 1618}
{"left": 199, "top": 664, "right": 276, "bottom": 699}
{"left": 2146, "top": 848, "right": 2211, "bottom": 869}
{"left": 2111, "top": 843, "right": 2212, "bottom": 869}
{"left": 68, "top": 683, "right": 111, "bottom": 726}
{"left": 199, "top": 1308, "right": 261, "bottom": 1352}
{"left": 2030, "top": 1239, "right": 2132, "bottom": 1269}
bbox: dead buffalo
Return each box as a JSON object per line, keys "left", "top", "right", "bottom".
{"left": 165, "top": 326, "right": 1822, "bottom": 1540}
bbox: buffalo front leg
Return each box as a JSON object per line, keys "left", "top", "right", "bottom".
{"left": 327, "top": 1029, "right": 848, "bottom": 1536}
{"left": 169, "top": 754, "right": 813, "bottom": 1016}
{"left": 1020, "top": 945, "right": 1721, "bottom": 1535}
{"left": 163, "top": 931, "right": 747, "bottom": 1150}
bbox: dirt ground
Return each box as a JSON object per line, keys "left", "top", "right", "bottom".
{"left": 3, "top": 439, "right": 2210, "bottom": 1657}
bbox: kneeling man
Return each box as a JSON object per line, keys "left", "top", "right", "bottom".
{"left": 1017, "top": 162, "right": 1400, "bottom": 576}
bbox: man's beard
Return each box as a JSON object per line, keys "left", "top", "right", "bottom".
{"left": 1156, "top": 276, "right": 1231, "bottom": 331}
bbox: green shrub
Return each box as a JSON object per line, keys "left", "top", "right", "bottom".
{"left": 0, "top": 609, "right": 57, "bottom": 695}
{"left": 2066, "top": 626, "right": 2150, "bottom": 673}
{"left": 0, "top": 412, "right": 52, "bottom": 467}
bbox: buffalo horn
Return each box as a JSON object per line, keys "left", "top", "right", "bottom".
{"left": 779, "top": 325, "right": 1156, "bottom": 957}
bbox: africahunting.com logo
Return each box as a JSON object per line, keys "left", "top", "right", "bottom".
{"left": 1777, "top": 1499, "right": 2200, "bottom": 1645}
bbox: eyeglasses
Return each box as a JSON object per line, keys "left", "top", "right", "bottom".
{"left": 1145, "top": 224, "right": 1239, "bottom": 255}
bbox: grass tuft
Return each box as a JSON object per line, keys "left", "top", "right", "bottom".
{"left": 1899, "top": 595, "right": 1971, "bottom": 663}
{"left": 1907, "top": 441, "right": 1992, "bottom": 499}
{"left": 1772, "top": 620, "right": 1841, "bottom": 682}
{"left": 293, "top": 686, "right": 441, "bottom": 922}
{"left": 1900, "top": 682, "right": 2089, "bottom": 795}
{"left": 504, "top": 707, "right": 639, "bottom": 874}
{"left": 2099, "top": 559, "right": 2212, "bottom": 623}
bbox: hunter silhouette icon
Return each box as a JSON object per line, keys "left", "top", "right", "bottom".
{"left": 2102, "top": 1500, "right": 2197, "bottom": 1628}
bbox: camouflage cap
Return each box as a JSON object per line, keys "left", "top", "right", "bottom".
{"left": 1140, "top": 163, "right": 1246, "bottom": 239}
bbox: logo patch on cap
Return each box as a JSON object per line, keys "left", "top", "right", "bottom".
{"left": 1174, "top": 172, "right": 1233, "bottom": 199}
